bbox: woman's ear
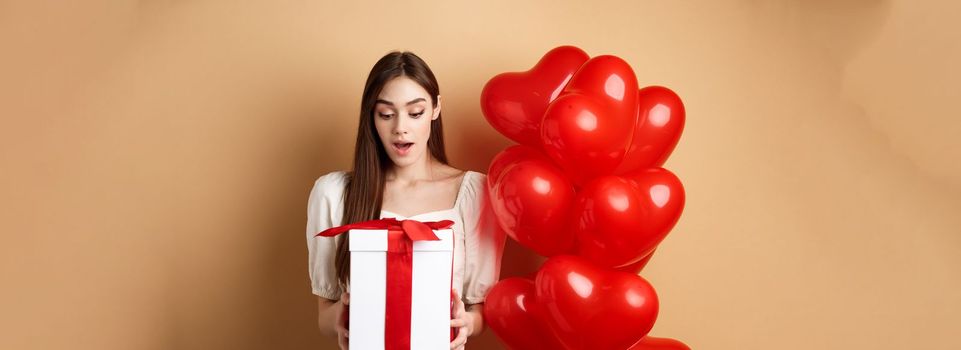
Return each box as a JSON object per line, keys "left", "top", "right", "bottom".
{"left": 432, "top": 95, "right": 442, "bottom": 120}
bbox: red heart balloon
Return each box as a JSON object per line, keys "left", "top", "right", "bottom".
{"left": 490, "top": 153, "right": 576, "bottom": 257}
{"left": 483, "top": 277, "right": 566, "bottom": 350}
{"left": 487, "top": 144, "right": 546, "bottom": 189}
{"left": 615, "top": 249, "right": 655, "bottom": 274}
{"left": 559, "top": 55, "right": 639, "bottom": 119}
{"left": 541, "top": 55, "right": 639, "bottom": 185}
{"left": 629, "top": 336, "right": 691, "bottom": 350}
{"left": 481, "top": 46, "right": 590, "bottom": 146}
{"left": 574, "top": 168, "right": 685, "bottom": 268}
{"left": 535, "top": 255, "right": 659, "bottom": 350}
{"left": 615, "top": 86, "right": 686, "bottom": 174}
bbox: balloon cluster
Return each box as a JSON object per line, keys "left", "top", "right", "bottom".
{"left": 481, "top": 46, "right": 689, "bottom": 350}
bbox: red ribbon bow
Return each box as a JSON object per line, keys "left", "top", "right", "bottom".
{"left": 316, "top": 217, "right": 454, "bottom": 242}
{"left": 315, "top": 217, "right": 456, "bottom": 349}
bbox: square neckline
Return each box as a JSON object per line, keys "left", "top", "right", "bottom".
{"left": 380, "top": 171, "right": 472, "bottom": 219}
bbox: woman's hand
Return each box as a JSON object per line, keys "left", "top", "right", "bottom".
{"left": 449, "top": 295, "right": 473, "bottom": 350}
{"left": 336, "top": 292, "right": 350, "bottom": 350}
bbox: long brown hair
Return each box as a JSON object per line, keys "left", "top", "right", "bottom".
{"left": 336, "top": 51, "right": 449, "bottom": 286}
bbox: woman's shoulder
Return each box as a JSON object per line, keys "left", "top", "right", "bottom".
{"left": 311, "top": 170, "right": 349, "bottom": 199}
{"left": 464, "top": 170, "right": 487, "bottom": 187}
{"left": 457, "top": 170, "right": 489, "bottom": 206}
{"left": 315, "top": 170, "right": 348, "bottom": 185}
{"left": 433, "top": 165, "right": 485, "bottom": 190}
{"left": 442, "top": 167, "right": 484, "bottom": 191}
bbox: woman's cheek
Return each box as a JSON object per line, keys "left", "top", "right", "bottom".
{"left": 373, "top": 120, "right": 390, "bottom": 139}
{"left": 417, "top": 120, "right": 432, "bottom": 143}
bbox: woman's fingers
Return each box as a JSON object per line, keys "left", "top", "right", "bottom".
{"left": 336, "top": 321, "right": 350, "bottom": 350}
{"left": 451, "top": 295, "right": 465, "bottom": 320}
{"left": 335, "top": 324, "right": 349, "bottom": 338}
{"left": 449, "top": 325, "right": 468, "bottom": 349}
{"left": 449, "top": 293, "right": 470, "bottom": 345}
{"left": 341, "top": 292, "right": 350, "bottom": 306}
{"left": 451, "top": 292, "right": 463, "bottom": 315}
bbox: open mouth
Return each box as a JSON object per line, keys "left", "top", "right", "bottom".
{"left": 392, "top": 142, "right": 414, "bottom": 152}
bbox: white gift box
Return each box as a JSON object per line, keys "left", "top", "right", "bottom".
{"left": 348, "top": 228, "right": 454, "bottom": 350}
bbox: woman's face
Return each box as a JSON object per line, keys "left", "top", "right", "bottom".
{"left": 373, "top": 76, "right": 441, "bottom": 168}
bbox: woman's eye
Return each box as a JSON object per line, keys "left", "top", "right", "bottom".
{"left": 410, "top": 112, "right": 424, "bottom": 118}
{"left": 378, "top": 113, "right": 394, "bottom": 119}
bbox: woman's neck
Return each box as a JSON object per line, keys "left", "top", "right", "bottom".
{"left": 387, "top": 157, "right": 440, "bottom": 183}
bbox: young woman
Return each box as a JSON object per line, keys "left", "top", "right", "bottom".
{"left": 305, "top": 51, "right": 505, "bottom": 349}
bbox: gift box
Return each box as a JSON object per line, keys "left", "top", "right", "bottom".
{"left": 317, "top": 218, "right": 456, "bottom": 350}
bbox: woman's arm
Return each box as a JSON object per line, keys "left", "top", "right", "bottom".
{"left": 316, "top": 297, "right": 340, "bottom": 337}
{"left": 317, "top": 293, "right": 350, "bottom": 349}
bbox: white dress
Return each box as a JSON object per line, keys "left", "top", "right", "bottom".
{"left": 305, "top": 170, "right": 506, "bottom": 304}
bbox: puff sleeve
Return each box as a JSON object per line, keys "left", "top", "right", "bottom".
{"left": 459, "top": 172, "right": 507, "bottom": 304}
{"left": 305, "top": 171, "right": 347, "bottom": 300}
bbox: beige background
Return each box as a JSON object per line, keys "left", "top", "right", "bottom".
{"left": 2, "top": 0, "right": 959, "bottom": 349}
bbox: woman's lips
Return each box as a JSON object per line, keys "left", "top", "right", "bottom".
{"left": 392, "top": 142, "right": 414, "bottom": 156}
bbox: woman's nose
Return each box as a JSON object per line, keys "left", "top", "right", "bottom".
{"left": 392, "top": 116, "right": 410, "bottom": 135}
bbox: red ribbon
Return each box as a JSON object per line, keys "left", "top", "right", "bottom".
{"left": 315, "top": 217, "right": 453, "bottom": 241}
{"left": 316, "top": 218, "right": 454, "bottom": 349}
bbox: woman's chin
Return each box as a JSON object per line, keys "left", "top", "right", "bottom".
{"left": 388, "top": 152, "right": 421, "bottom": 167}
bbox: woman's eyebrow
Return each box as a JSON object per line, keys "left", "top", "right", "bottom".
{"left": 375, "top": 98, "right": 426, "bottom": 106}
